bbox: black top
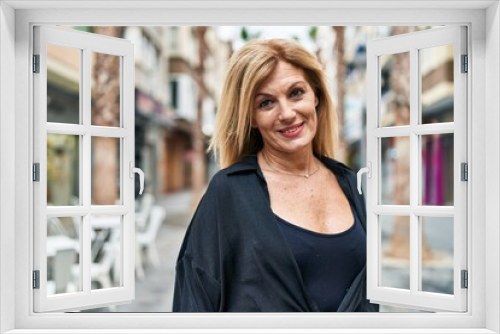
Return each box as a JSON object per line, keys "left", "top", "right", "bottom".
{"left": 276, "top": 206, "right": 366, "bottom": 312}
{"left": 173, "top": 155, "right": 378, "bottom": 312}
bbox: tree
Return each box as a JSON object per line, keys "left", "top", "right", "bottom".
{"left": 192, "top": 26, "right": 209, "bottom": 206}
{"left": 333, "top": 26, "right": 346, "bottom": 162}
{"left": 383, "top": 26, "right": 433, "bottom": 262}
{"left": 91, "top": 26, "right": 122, "bottom": 205}
{"left": 240, "top": 26, "right": 261, "bottom": 42}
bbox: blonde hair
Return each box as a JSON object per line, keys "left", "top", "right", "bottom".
{"left": 209, "top": 39, "right": 338, "bottom": 168}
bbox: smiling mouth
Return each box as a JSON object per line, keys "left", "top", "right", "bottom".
{"left": 278, "top": 122, "right": 305, "bottom": 137}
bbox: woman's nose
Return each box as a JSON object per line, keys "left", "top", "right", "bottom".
{"left": 277, "top": 102, "right": 297, "bottom": 121}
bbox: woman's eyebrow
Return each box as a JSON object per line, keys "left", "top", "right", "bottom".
{"left": 256, "top": 88, "right": 285, "bottom": 102}
{"left": 255, "top": 81, "right": 307, "bottom": 98}
{"left": 287, "top": 80, "right": 307, "bottom": 88}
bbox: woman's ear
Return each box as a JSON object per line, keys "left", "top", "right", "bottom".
{"left": 315, "top": 97, "right": 319, "bottom": 107}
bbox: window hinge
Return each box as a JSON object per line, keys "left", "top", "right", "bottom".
{"left": 461, "top": 270, "right": 468, "bottom": 289}
{"left": 33, "top": 163, "right": 40, "bottom": 182}
{"left": 33, "top": 270, "right": 40, "bottom": 289}
{"left": 461, "top": 162, "right": 468, "bottom": 181}
{"left": 33, "top": 54, "right": 40, "bottom": 73}
{"left": 461, "top": 54, "right": 468, "bottom": 73}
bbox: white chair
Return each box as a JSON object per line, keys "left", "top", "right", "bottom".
{"left": 136, "top": 206, "right": 166, "bottom": 269}
{"left": 47, "top": 217, "right": 67, "bottom": 236}
{"left": 71, "top": 216, "right": 96, "bottom": 240}
{"left": 72, "top": 229, "right": 119, "bottom": 291}
{"left": 48, "top": 248, "right": 78, "bottom": 295}
{"left": 135, "top": 193, "right": 155, "bottom": 230}
{"left": 134, "top": 195, "right": 155, "bottom": 280}
{"left": 90, "top": 242, "right": 117, "bottom": 290}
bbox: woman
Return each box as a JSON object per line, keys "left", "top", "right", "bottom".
{"left": 173, "top": 39, "right": 378, "bottom": 312}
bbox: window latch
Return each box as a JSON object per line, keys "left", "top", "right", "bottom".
{"left": 129, "top": 162, "right": 145, "bottom": 195}
{"left": 357, "top": 162, "right": 372, "bottom": 195}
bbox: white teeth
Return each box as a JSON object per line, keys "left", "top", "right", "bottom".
{"left": 283, "top": 125, "right": 300, "bottom": 133}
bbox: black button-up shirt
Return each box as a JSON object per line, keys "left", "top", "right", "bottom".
{"left": 173, "top": 155, "right": 379, "bottom": 312}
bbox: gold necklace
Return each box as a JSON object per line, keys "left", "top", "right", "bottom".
{"left": 261, "top": 154, "right": 320, "bottom": 179}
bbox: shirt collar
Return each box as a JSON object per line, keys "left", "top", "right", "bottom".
{"left": 225, "top": 153, "right": 362, "bottom": 232}
{"left": 225, "top": 154, "right": 348, "bottom": 178}
{"left": 225, "top": 154, "right": 260, "bottom": 175}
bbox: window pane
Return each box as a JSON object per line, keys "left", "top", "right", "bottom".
{"left": 90, "top": 215, "right": 121, "bottom": 290}
{"left": 421, "top": 133, "right": 454, "bottom": 205}
{"left": 91, "top": 137, "right": 121, "bottom": 205}
{"left": 380, "top": 52, "right": 410, "bottom": 127}
{"left": 47, "top": 44, "right": 80, "bottom": 124}
{"left": 47, "top": 216, "right": 80, "bottom": 296}
{"left": 47, "top": 134, "right": 80, "bottom": 206}
{"left": 381, "top": 137, "right": 410, "bottom": 205}
{"left": 421, "top": 45, "right": 454, "bottom": 124}
{"left": 421, "top": 217, "right": 454, "bottom": 294}
{"left": 91, "top": 52, "right": 121, "bottom": 127}
{"left": 380, "top": 215, "right": 410, "bottom": 290}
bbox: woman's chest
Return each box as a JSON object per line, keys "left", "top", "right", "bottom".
{"left": 265, "top": 172, "right": 354, "bottom": 234}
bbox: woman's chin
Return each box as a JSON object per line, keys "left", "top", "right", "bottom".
{"left": 276, "top": 141, "right": 314, "bottom": 155}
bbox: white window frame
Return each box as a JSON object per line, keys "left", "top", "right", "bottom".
{"left": 0, "top": 1, "right": 499, "bottom": 333}
{"left": 33, "top": 25, "right": 136, "bottom": 312}
{"left": 365, "top": 26, "right": 468, "bottom": 312}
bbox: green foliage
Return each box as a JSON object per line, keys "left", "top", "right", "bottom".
{"left": 240, "top": 27, "right": 262, "bottom": 41}
{"left": 241, "top": 27, "right": 249, "bottom": 41}
{"left": 308, "top": 26, "right": 318, "bottom": 41}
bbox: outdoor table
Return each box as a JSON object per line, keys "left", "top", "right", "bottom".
{"left": 46, "top": 235, "right": 79, "bottom": 257}
{"left": 90, "top": 215, "right": 121, "bottom": 230}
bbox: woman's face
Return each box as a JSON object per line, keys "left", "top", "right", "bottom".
{"left": 252, "top": 60, "right": 319, "bottom": 156}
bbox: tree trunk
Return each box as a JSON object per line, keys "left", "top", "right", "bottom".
{"left": 91, "top": 26, "right": 122, "bottom": 205}
{"left": 191, "top": 26, "right": 208, "bottom": 208}
{"left": 333, "top": 26, "right": 346, "bottom": 163}
{"left": 384, "top": 26, "right": 433, "bottom": 261}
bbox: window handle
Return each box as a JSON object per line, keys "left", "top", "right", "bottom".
{"left": 357, "top": 162, "right": 372, "bottom": 195}
{"left": 129, "top": 162, "right": 145, "bottom": 195}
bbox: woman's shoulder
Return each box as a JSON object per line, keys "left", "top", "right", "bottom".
{"left": 222, "top": 155, "right": 260, "bottom": 175}
{"left": 210, "top": 155, "right": 260, "bottom": 181}
{"left": 204, "top": 155, "right": 260, "bottom": 192}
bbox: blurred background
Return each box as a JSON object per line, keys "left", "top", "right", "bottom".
{"left": 45, "top": 25, "right": 454, "bottom": 313}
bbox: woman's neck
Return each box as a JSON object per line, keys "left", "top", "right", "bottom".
{"left": 258, "top": 146, "right": 317, "bottom": 175}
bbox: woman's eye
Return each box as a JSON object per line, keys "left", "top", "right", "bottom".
{"left": 290, "top": 88, "right": 304, "bottom": 98}
{"left": 258, "top": 99, "right": 273, "bottom": 109}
